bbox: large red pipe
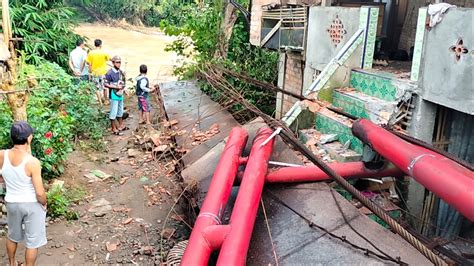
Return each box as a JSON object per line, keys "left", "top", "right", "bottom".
{"left": 217, "top": 127, "right": 275, "bottom": 265}
{"left": 352, "top": 119, "right": 474, "bottom": 221}
{"left": 181, "top": 127, "right": 248, "bottom": 265}
{"left": 266, "top": 162, "right": 403, "bottom": 183}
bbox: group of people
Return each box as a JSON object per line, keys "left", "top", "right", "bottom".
{"left": 0, "top": 38, "right": 161, "bottom": 265}
{"left": 69, "top": 38, "right": 157, "bottom": 135}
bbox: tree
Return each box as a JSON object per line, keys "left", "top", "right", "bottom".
{"left": 214, "top": 0, "right": 238, "bottom": 59}
{"left": 1, "top": 0, "right": 28, "bottom": 121}
{"left": 10, "top": 0, "right": 81, "bottom": 68}
{"left": 1, "top": 0, "right": 80, "bottom": 121}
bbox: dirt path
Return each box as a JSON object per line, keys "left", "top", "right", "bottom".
{"left": 0, "top": 24, "right": 188, "bottom": 264}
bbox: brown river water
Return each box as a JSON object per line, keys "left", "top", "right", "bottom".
{"left": 75, "top": 23, "right": 179, "bottom": 84}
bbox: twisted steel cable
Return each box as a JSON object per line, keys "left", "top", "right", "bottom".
{"left": 198, "top": 65, "right": 448, "bottom": 265}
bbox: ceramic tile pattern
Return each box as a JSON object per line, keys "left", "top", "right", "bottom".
{"left": 363, "top": 8, "right": 379, "bottom": 69}
{"left": 410, "top": 8, "right": 427, "bottom": 82}
{"left": 315, "top": 114, "right": 363, "bottom": 153}
{"left": 349, "top": 70, "right": 398, "bottom": 101}
{"left": 333, "top": 91, "right": 370, "bottom": 119}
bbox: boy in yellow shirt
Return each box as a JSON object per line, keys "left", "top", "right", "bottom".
{"left": 87, "top": 39, "right": 110, "bottom": 105}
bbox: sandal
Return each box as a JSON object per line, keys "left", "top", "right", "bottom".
{"left": 113, "top": 131, "right": 124, "bottom": 136}
{"left": 120, "top": 126, "right": 130, "bottom": 131}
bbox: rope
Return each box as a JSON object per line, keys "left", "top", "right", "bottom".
{"left": 329, "top": 188, "right": 404, "bottom": 264}
{"left": 261, "top": 198, "right": 279, "bottom": 266}
{"left": 265, "top": 189, "right": 407, "bottom": 264}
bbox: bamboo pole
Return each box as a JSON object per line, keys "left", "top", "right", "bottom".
{"left": 2, "top": 0, "right": 9, "bottom": 46}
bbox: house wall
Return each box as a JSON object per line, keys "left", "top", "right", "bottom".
{"left": 249, "top": 0, "right": 322, "bottom": 46}
{"left": 276, "top": 52, "right": 305, "bottom": 117}
{"left": 398, "top": 0, "right": 474, "bottom": 52}
{"left": 303, "top": 6, "right": 363, "bottom": 92}
{"left": 418, "top": 8, "right": 473, "bottom": 115}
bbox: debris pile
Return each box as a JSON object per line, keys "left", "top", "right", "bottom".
{"left": 190, "top": 123, "right": 220, "bottom": 146}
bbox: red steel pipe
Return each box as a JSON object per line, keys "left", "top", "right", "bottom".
{"left": 352, "top": 119, "right": 474, "bottom": 221}
{"left": 217, "top": 127, "right": 275, "bottom": 265}
{"left": 266, "top": 162, "right": 404, "bottom": 183}
{"left": 181, "top": 127, "right": 248, "bottom": 265}
{"left": 202, "top": 225, "right": 231, "bottom": 250}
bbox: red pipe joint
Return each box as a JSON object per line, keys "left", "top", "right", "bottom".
{"left": 181, "top": 127, "right": 248, "bottom": 265}
{"left": 352, "top": 119, "right": 474, "bottom": 221}
{"left": 217, "top": 127, "right": 275, "bottom": 265}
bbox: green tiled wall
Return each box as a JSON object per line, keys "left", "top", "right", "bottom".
{"left": 315, "top": 114, "right": 363, "bottom": 153}
{"left": 349, "top": 70, "right": 398, "bottom": 101}
{"left": 332, "top": 91, "right": 370, "bottom": 120}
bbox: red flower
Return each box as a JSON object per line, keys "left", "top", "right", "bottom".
{"left": 44, "top": 131, "right": 53, "bottom": 139}
{"left": 61, "top": 111, "right": 68, "bottom": 116}
{"left": 44, "top": 148, "right": 53, "bottom": 155}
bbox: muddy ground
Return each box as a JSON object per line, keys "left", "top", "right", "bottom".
{"left": 0, "top": 23, "right": 190, "bottom": 264}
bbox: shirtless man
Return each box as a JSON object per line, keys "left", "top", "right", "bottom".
{"left": 0, "top": 121, "right": 47, "bottom": 266}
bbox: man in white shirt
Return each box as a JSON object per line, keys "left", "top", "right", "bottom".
{"left": 0, "top": 121, "right": 47, "bottom": 266}
{"left": 68, "top": 39, "right": 89, "bottom": 82}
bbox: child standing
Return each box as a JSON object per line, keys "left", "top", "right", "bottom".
{"left": 135, "top": 64, "right": 155, "bottom": 125}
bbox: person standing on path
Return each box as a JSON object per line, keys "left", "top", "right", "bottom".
{"left": 87, "top": 39, "right": 110, "bottom": 105}
{"left": 0, "top": 121, "right": 47, "bottom": 266}
{"left": 105, "top": 56, "right": 128, "bottom": 135}
{"left": 68, "top": 38, "right": 89, "bottom": 83}
{"left": 135, "top": 64, "right": 156, "bottom": 125}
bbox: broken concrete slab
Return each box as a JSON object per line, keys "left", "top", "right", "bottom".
{"left": 164, "top": 82, "right": 430, "bottom": 264}
{"left": 160, "top": 81, "right": 239, "bottom": 166}
{"left": 318, "top": 141, "right": 362, "bottom": 162}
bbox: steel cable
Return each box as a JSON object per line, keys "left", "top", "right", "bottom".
{"left": 198, "top": 65, "right": 448, "bottom": 265}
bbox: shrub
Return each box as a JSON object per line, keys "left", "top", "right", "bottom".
{"left": 0, "top": 60, "right": 107, "bottom": 179}
{"left": 47, "top": 184, "right": 79, "bottom": 220}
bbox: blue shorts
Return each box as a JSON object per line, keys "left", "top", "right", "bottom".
{"left": 138, "top": 96, "right": 151, "bottom": 112}
{"left": 109, "top": 100, "right": 124, "bottom": 120}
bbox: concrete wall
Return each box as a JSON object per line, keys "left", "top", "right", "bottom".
{"left": 419, "top": 8, "right": 474, "bottom": 115}
{"left": 399, "top": 0, "right": 474, "bottom": 51}
{"left": 303, "top": 6, "right": 367, "bottom": 94}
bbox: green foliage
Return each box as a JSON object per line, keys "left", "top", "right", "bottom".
{"left": 9, "top": 0, "right": 82, "bottom": 68}
{"left": 72, "top": 0, "right": 155, "bottom": 24}
{"left": 0, "top": 60, "right": 107, "bottom": 180}
{"left": 161, "top": 0, "right": 279, "bottom": 116}
{"left": 72, "top": 0, "right": 197, "bottom": 28}
{"left": 47, "top": 185, "right": 79, "bottom": 220}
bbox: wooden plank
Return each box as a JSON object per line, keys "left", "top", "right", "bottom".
{"left": 260, "top": 20, "right": 281, "bottom": 47}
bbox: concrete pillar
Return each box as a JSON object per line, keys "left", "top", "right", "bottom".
{"left": 275, "top": 52, "right": 286, "bottom": 119}
{"left": 321, "top": 0, "right": 332, "bottom": 6}
{"left": 406, "top": 95, "right": 437, "bottom": 231}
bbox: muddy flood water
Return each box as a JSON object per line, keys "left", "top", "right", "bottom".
{"left": 75, "top": 23, "right": 179, "bottom": 84}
